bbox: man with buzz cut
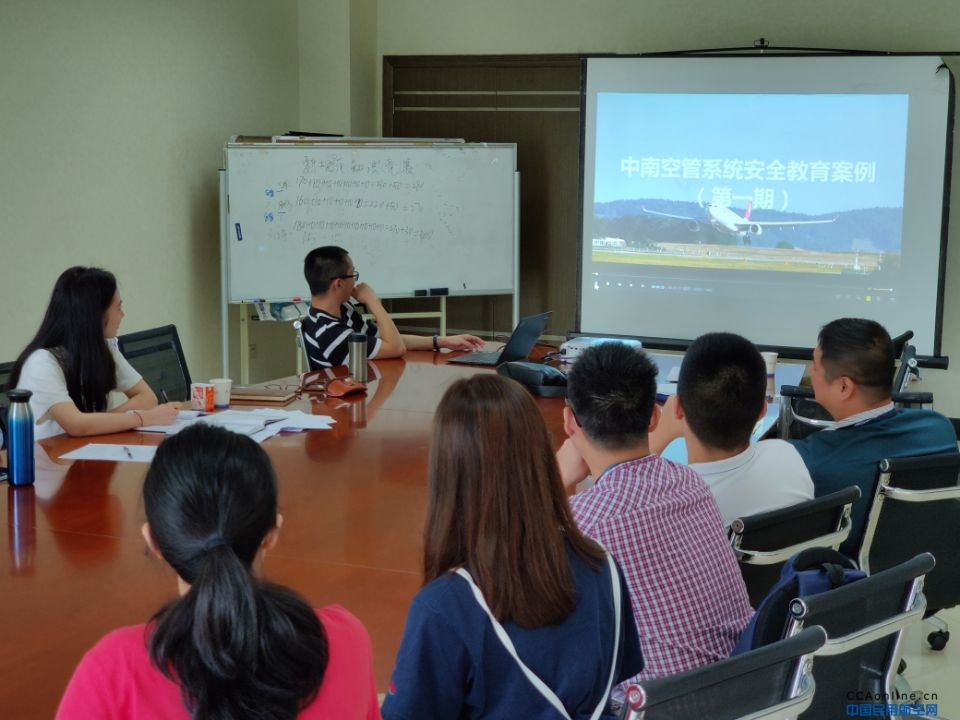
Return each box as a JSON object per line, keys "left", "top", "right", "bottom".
{"left": 789, "top": 317, "right": 956, "bottom": 555}
{"left": 557, "top": 342, "right": 753, "bottom": 691}
{"left": 301, "top": 246, "right": 484, "bottom": 368}
{"left": 649, "top": 332, "right": 814, "bottom": 527}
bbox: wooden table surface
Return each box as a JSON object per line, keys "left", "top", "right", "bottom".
{"left": 0, "top": 349, "right": 567, "bottom": 719}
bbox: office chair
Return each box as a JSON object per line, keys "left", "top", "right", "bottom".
{"left": 0, "top": 360, "right": 14, "bottom": 450}
{"left": 785, "top": 553, "right": 934, "bottom": 719}
{"left": 116, "top": 325, "right": 192, "bottom": 402}
{"left": 729, "top": 487, "right": 861, "bottom": 607}
{"left": 620, "top": 626, "right": 826, "bottom": 720}
{"left": 858, "top": 453, "right": 960, "bottom": 650}
{"left": 778, "top": 387, "right": 934, "bottom": 440}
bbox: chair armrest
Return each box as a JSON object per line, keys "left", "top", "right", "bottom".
{"left": 780, "top": 385, "right": 814, "bottom": 399}
{"left": 883, "top": 485, "right": 960, "bottom": 503}
{"left": 890, "top": 391, "right": 933, "bottom": 406}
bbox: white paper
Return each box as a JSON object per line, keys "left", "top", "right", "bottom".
{"left": 273, "top": 410, "right": 336, "bottom": 430}
{"left": 136, "top": 408, "right": 335, "bottom": 440}
{"left": 60, "top": 444, "right": 157, "bottom": 463}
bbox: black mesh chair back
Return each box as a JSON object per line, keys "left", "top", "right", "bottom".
{"left": 116, "top": 325, "right": 191, "bottom": 402}
{"left": 621, "top": 626, "right": 826, "bottom": 720}
{"left": 859, "top": 454, "right": 960, "bottom": 621}
{"left": 0, "top": 360, "right": 14, "bottom": 449}
{"left": 729, "top": 486, "right": 860, "bottom": 607}
{"left": 777, "top": 385, "right": 834, "bottom": 439}
{"left": 786, "top": 553, "right": 933, "bottom": 719}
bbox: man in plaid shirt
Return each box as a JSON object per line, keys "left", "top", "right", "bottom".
{"left": 557, "top": 342, "right": 753, "bottom": 690}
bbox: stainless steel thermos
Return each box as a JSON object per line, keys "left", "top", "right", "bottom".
{"left": 6, "top": 389, "right": 35, "bottom": 487}
{"left": 348, "top": 333, "right": 368, "bottom": 383}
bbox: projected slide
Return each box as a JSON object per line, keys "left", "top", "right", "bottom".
{"left": 579, "top": 56, "right": 950, "bottom": 354}
{"left": 591, "top": 93, "right": 907, "bottom": 278}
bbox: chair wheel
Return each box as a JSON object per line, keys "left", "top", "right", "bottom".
{"left": 927, "top": 630, "right": 949, "bottom": 651}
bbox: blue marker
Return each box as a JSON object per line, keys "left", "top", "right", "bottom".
{"left": 234, "top": 223, "right": 243, "bottom": 241}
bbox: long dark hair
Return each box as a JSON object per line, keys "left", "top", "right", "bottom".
{"left": 144, "top": 425, "right": 328, "bottom": 720}
{"left": 424, "top": 374, "right": 604, "bottom": 628}
{"left": 8, "top": 266, "right": 118, "bottom": 410}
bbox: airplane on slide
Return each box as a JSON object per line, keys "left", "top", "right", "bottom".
{"left": 641, "top": 200, "right": 839, "bottom": 245}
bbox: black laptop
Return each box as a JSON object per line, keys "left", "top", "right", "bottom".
{"left": 448, "top": 312, "right": 551, "bottom": 367}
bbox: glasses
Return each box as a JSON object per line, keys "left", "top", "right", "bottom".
{"left": 336, "top": 271, "right": 360, "bottom": 282}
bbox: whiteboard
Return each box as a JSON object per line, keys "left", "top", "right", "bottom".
{"left": 224, "top": 141, "right": 518, "bottom": 302}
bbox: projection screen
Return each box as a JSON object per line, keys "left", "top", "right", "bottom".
{"left": 580, "top": 55, "right": 953, "bottom": 356}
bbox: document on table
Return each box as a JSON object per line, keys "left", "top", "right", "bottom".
{"left": 60, "top": 444, "right": 157, "bottom": 463}
{"left": 138, "top": 409, "right": 336, "bottom": 439}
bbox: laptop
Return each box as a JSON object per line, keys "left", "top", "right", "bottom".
{"left": 448, "top": 312, "right": 551, "bottom": 367}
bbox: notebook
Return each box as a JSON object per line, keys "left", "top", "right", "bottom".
{"left": 230, "top": 385, "right": 297, "bottom": 404}
{"left": 448, "top": 312, "right": 551, "bottom": 367}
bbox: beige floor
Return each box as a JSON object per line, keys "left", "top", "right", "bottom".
{"left": 900, "top": 605, "right": 960, "bottom": 718}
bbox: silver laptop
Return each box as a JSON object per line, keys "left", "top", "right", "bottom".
{"left": 448, "top": 312, "right": 551, "bottom": 367}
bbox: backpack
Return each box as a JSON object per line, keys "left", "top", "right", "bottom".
{"left": 733, "top": 547, "right": 865, "bottom": 654}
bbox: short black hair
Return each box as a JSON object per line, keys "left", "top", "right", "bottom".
{"left": 303, "top": 246, "right": 350, "bottom": 296}
{"left": 818, "top": 318, "right": 894, "bottom": 401}
{"left": 566, "top": 342, "right": 658, "bottom": 450}
{"left": 678, "top": 333, "right": 766, "bottom": 451}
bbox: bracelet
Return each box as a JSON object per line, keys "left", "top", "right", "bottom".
{"left": 132, "top": 410, "right": 144, "bottom": 427}
{"left": 432, "top": 334, "right": 440, "bottom": 352}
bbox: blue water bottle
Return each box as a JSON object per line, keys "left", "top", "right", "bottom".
{"left": 7, "top": 389, "right": 35, "bottom": 487}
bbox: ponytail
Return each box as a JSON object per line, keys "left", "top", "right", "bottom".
{"left": 149, "top": 544, "right": 328, "bottom": 720}
{"left": 142, "top": 425, "right": 330, "bottom": 720}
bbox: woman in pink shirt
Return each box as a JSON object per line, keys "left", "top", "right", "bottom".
{"left": 56, "top": 424, "right": 380, "bottom": 720}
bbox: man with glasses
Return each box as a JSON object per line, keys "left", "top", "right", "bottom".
{"left": 789, "top": 317, "right": 956, "bottom": 554}
{"left": 302, "top": 246, "right": 483, "bottom": 368}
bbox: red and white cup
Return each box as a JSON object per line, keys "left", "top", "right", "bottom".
{"left": 190, "top": 383, "right": 215, "bottom": 412}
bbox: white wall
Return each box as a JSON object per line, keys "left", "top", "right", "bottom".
{"left": 375, "top": 0, "right": 960, "bottom": 415}
{"left": 1, "top": 0, "right": 300, "bottom": 385}
{"left": 3, "top": 0, "right": 959, "bottom": 411}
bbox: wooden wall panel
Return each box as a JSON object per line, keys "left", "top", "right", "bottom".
{"left": 383, "top": 55, "right": 581, "bottom": 338}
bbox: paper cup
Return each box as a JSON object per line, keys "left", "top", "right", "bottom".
{"left": 190, "top": 383, "right": 215, "bottom": 412}
{"left": 760, "top": 352, "right": 778, "bottom": 375}
{"left": 760, "top": 352, "right": 778, "bottom": 401}
{"left": 210, "top": 378, "right": 233, "bottom": 409}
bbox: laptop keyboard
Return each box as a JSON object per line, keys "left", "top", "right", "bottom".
{"left": 459, "top": 350, "right": 501, "bottom": 364}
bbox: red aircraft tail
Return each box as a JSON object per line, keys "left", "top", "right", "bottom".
{"left": 744, "top": 199, "right": 753, "bottom": 220}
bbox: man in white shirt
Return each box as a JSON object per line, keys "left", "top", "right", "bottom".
{"left": 650, "top": 332, "right": 814, "bottom": 526}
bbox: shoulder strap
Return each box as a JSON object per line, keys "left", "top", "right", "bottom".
{"left": 455, "top": 548, "right": 621, "bottom": 720}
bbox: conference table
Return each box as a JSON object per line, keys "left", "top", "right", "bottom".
{"left": 0, "top": 349, "right": 569, "bottom": 718}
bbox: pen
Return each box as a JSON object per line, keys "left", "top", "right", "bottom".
{"left": 122, "top": 446, "right": 134, "bottom": 460}
{"left": 159, "top": 388, "right": 169, "bottom": 403}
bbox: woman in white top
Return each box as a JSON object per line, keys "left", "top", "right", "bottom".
{"left": 8, "top": 267, "right": 179, "bottom": 439}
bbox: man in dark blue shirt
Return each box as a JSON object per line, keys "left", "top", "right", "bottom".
{"left": 788, "top": 318, "right": 956, "bottom": 555}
